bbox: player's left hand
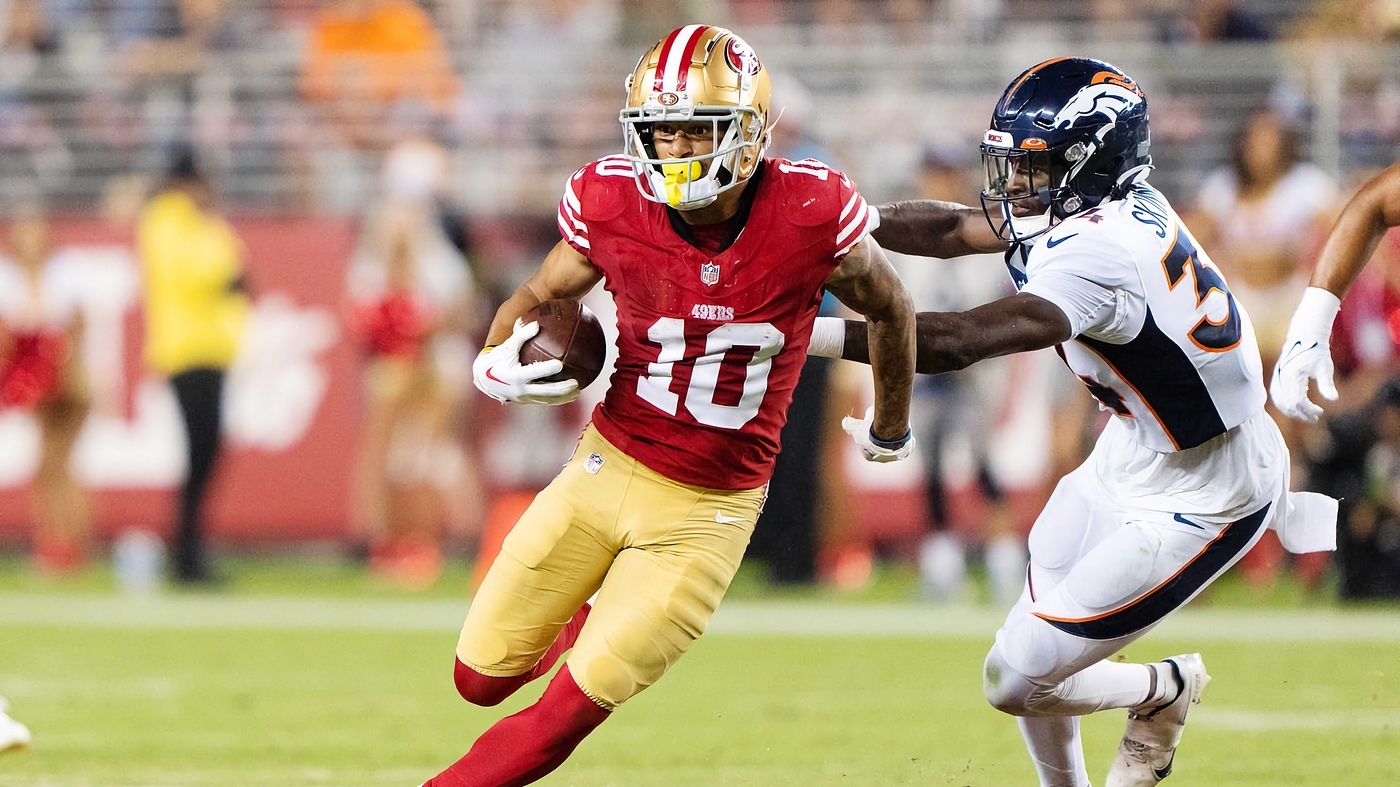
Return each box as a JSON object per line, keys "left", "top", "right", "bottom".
{"left": 1270, "top": 338, "right": 1338, "bottom": 423}
{"left": 841, "top": 406, "right": 915, "bottom": 463}
{"left": 472, "top": 319, "right": 580, "bottom": 405}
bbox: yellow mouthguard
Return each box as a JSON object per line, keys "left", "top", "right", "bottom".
{"left": 661, "top": 161, "right": 704, "bottom": 207}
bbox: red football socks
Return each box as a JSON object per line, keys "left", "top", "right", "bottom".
{"left": 426, "top": 664, "right": 611, "bottom": 787}
{"left": 526, "top": 603, "right": 590, "bottom": 683}
{"left": 453, "top": 604, "right": 592, "bottom": 707}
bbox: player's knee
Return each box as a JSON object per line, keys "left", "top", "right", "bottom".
{"left": 983, "top": 647, "right": 1036, "bottom": 715}
{"left": 574, "top": 633, "right": 671, "bottom": 709}
{"left": 453, "top": 658, "right": 517, "bottom": 707}
{"left": 982, "top": 639, "right": 1066, "bottom": 717}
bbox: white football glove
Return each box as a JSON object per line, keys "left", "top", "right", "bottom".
{"left": 841, "top": 406, "right": 915, "bottom": 463}
{"left": 1269, "top": 288, "right": 1342, "bottom": 423}
{"left": 472, "top": 319, "right": 580, "bottom": 405}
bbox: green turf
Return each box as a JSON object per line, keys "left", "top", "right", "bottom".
{"left": 0, "top": 556, "right": 1396, "bottom": 786}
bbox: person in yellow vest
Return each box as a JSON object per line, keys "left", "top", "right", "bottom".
{"left": 139, "top": 149, "right": 249, "bottom": 585}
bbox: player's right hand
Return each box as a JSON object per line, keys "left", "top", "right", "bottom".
{"left": 1269, "top": 338, "right": 1338, "bottom": 423}
{"left": 472, "top": 319, "right": 580, "bottom": 405}
{"left": 841, "top": 406, "right": 915, "bottom": 463}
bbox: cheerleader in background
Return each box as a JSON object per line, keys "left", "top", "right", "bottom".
{"left": 0, "top": 208, "right": 91, "bottom": 574}
{"left": 345, "top": 138, "right": 483, "bottom": 589}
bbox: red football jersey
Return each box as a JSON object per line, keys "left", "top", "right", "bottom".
{"left": 557, "top": 155, "right": 876, "bottom": 490}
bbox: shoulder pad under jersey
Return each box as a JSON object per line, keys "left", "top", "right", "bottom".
{"left": 570, "top": 156, "right": 635, "bottom": 224}
{"left": 771, "top": 158, "right": 847, "bottom": 228}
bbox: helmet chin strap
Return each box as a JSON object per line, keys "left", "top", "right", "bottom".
{"left": 1007, "top": 209, "right": 1052, "bottom": 240}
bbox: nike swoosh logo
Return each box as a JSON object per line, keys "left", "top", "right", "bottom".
{"left": 1173, "top": 513, "right": 1205, "bottom": 530}
{"left": 484, "top": 367, "right": 507, "bottom": 384}
{"left": 715, "top": 511, "right": 746, "bottom": 525}
{"left": 1283, "top": 340, "right": 1318, "bottom": 361}
{"left": 1045, "top": 233, "right": 1078, "bottom": 248}
{"left": 1153, "top": 753, "right": 1175, "bottom": 780}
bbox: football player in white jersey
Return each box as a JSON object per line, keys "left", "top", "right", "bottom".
{"left": 1272, "top": 160, "right": 1400, "bottom": 422}
{"left": 809, "top": 58, "right": 1338, "bottom": 786}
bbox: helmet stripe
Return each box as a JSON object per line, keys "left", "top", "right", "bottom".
{"left": 998, "top": 56, "right": 1074, "bottom": 114}
{"left": 655, "top": 24, "right": 708, "bottom": 94}
{"left": 651, "top": 27, "right": 685, "bottom": 93}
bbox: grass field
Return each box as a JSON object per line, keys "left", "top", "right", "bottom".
{"left": 0, "top": 557, "right": 1397, "bottom": 786}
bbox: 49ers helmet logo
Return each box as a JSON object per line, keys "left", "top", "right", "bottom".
{"left": 658, "top": 92, "right": 680, "bottom": 106}
{"left": 724, "top": 37, "right": 761, "bottom": 76}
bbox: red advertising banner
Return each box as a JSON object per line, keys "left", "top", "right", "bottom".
{"left": 0, "top": 217, "right": 361, "bottom": 543}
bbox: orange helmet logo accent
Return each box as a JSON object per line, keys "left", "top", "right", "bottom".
{"left": 1020, "top": 138, "right": 1048, "bottom": 150}
{"left": 1091, "top": 71, "right": 1142, "bottom": 97}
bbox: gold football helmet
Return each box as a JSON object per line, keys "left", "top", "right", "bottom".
{"left": 621, "top": 25, "right": 772, "bottom": 210}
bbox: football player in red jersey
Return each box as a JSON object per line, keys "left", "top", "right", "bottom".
{"left": 420, "top": 25, "right": 916, "bottom": 787}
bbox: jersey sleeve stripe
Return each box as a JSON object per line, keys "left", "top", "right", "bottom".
{"left": 835, "top": 197, "right": 873, "bottom": 249}
{"left": 557, "top": 185, "right": 590, "bottom": 250}
{"left": 838, "top": 189, "right": 862, "bottom": 223}
{"left": 557, "top": 215, "right": 590, "bottom": 250}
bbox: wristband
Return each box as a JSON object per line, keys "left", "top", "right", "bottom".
{"left": 869, "top": 426, "right": 912, "bottom": 450}
{"left": 1284, "top": 287, "right": 1341, "bottom": 342}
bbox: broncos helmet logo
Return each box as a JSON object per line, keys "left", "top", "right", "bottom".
{"left": 1052, "top": 83, "right": 1144, "bottom": 136}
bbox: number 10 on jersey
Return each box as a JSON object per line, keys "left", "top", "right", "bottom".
{"left": 638, "top": 317, "right": 786, "bottom": 430}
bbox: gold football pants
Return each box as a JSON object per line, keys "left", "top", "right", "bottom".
{"left": 457, "top": 423, "right": 765, "bottom": 709}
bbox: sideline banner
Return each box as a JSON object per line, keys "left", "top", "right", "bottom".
{"left": 0, "top": 217, "right": 360, "bottom": 542}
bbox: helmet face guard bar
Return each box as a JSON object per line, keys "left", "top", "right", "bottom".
{"left": 980, "top": 134, "right": 1060, "bottom": 243}
{"left": 621, "top": 104, "right": 763, "bottom": 210}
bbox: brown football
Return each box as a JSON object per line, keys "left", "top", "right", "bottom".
{"left": 518, "top": 299, "right": 608, "bottom": 389}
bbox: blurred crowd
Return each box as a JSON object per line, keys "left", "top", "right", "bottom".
{"left": 0, "top": 0, "right": 1399, "bottom": 599}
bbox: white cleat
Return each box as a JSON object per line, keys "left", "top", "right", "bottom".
{"left": 1105, "top": 653, "right": 1210, "bottom": 786}
{"left": 0, "top": 698, "right": 31, "bottom": 754}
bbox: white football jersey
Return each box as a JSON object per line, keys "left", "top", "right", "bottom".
{"left": 1009, "top": 183, "right": 1265, "bottom": 454}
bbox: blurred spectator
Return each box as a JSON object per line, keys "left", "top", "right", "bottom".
{"left": 1193, "top": 109, "right": 1340, "bottom": 376}
{"left": 344, "top": 136, "right": 484, "bottom": 588}
{"left": 138, "top": 148, "right": 249, "bottom": 585}
{"left": 891, "top": 148, "right": 1053, "bottom": 605}
{"left": 1308, "top": 376, "right": 1400, "bottom": 599}
{"left": 298, "top": 0, "right": 459, "bottom": 212}
{"left": 0, "top": 206, "right": 91, "bottom": 574}
{"left": 1158, "top": 0, "right": 1272, "bottom": 43}
{"left": 1285, "top": 0, "right": 1400, "bottom": 42}
{"left": 1192, "top": 108, "right": 1342, "bottom": 588}
{"left": 0, "top": 0, "right": 74, "bottom": 192}
{"left": 107, "top": 0, "right": 262, "bottom": 174}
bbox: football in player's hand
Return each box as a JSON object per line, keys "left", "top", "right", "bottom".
{"left": 518, "top": 299, "right": 608, "bottom": 389}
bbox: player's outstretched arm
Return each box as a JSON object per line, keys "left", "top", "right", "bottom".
{"left": 815, "top": 292, "right": 1071, "bottom": 376}
{"left": 871, "top": 200, "right": 1008, "bottom": 259}
{"left": 824, "top": 235, "right": 916, "bottom": 461}
{"left": 1272, "top": 162, "right": 1400, "bottom": 421}
{"left": 1310, "top": 162, "right": 1400, "bottom": 298}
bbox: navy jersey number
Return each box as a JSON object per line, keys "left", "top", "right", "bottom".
{"left": 1160, "top": 231, "right": 1242, "bottom": 352}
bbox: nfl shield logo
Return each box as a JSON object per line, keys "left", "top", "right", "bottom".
{"left": 700, "top": 261, "right": 720, "bottom": 286}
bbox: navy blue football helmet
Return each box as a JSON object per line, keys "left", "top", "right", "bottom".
{"left": 980, "top": 58, "right": 1152, "bottom": 242}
